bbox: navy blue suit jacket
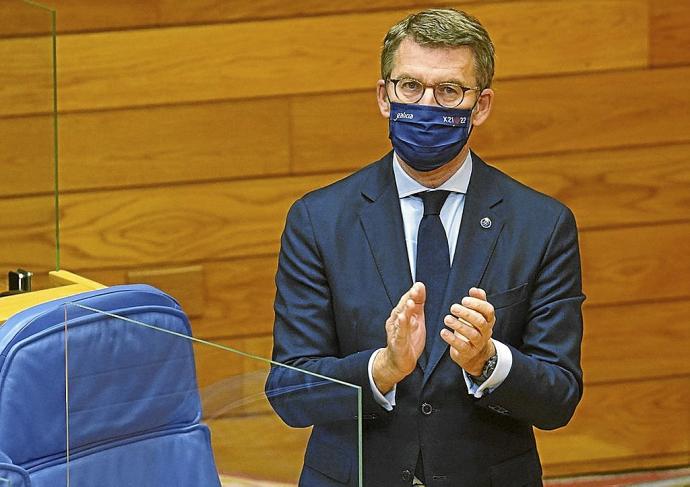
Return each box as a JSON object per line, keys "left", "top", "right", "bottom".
{"left": 267, "top": 152, "right": 584, "bottom": 487}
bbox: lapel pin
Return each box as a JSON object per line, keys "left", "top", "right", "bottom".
{"left": 480, "top": 217, "right": 492, "bottom": 229}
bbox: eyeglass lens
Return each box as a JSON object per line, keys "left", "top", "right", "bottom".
{"left": 393, "top": 78, "right": 469, "bottom": 107}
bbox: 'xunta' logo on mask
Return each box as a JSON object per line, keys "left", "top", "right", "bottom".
{"left": 395, "top": 112, "right": 414, "bottom": 120}
{"left": 443, "top": 116, "right": 467, "bottom": 125}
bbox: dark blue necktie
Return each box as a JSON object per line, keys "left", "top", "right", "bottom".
{"left": 415, "top": 190, "right": 451, "bottom": 359}
{"left": 414, "top": 191, "right": 450, "bottom": 484}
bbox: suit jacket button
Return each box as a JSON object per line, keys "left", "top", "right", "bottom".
{"left": 401, "top": 469, "right": 413, "bottom": 481}
{"left": 421, "top": 402, "right": 433, "bottom": 415}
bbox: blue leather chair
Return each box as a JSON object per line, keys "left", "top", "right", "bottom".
{"left": 0, "top": 285, "right": 221, "bottom": 486}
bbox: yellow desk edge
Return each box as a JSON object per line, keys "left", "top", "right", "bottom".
{"left": 0, "top": 270, "right": 106, "bottom": 325}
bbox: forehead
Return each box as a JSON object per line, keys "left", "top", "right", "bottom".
{"left": 392, "top": 37, "right": 476, "bottom": 84}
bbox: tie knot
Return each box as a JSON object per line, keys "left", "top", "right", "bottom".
{"left": 419, "top": 190, "right": 451, "bottom": 216}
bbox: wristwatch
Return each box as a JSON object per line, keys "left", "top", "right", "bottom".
{"left": 471, "top": 352, "right": 498, "bottom": 385}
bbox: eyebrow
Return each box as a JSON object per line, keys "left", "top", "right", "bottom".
{"left": 393, "top": 73, "right": 473, "bottom": 87}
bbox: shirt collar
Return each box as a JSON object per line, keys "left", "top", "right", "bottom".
{"left": 392, "top": 151, "right": 473, "bottom": 199}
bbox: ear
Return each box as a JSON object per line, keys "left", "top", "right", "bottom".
{"left": 376, "top": 79, "right": 391, "bottom": 119}
{"left": 471, "top": 88, "right": 494, "bottom": 127}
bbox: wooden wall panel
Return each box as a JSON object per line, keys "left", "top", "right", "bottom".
{"left": 0, "top": 0, "right": 155, "bottom": 37}
{"left": 0, "top": 0, "right": 55, "bottom": 37}
{"left": 53, "top": 14, "right": 379, "bottom": 111}
{"left": 495, "top": 144, "right": 690, "bottom": 231}
{"left": 76, "top": 256, "right": 279, "bottom": 340}
{"left": 157, "top": 0, "right": 474, "bottom": 26}
{"left": 194, "top": 336, "right": 273, "bottom": 390}
{"left": 537, "top": 376, "right": 690, "bottom": 475}
{"left": 127, "top": 265, "right": 205, "bottom": 317}
{"left": 199, "top": 256, "right": 279, "bottom": 339}
{"left": 479, "top": 0, "right": 648, "bottom": 79}
{"left": 55, "top": 174, "right": 340, "bottom": 270}
{"left": 2, "top": 0, "right": 504, "bottom": 36}
{"left": 0, "top": 35, "right": 55, "bottom": 118}
{"left": 291, "top": 92, "right": 389, "bottom": 174}
{"left": 478, "top": 67, "right": 690, "bottom": 159}
{"left": 194, "top": 337, "right": 276, "bottom": 420}
{"left": 650, "top": 0, "right": 690, "bottom": 67}
{"left": 52, "top": 16, "right": 381, "bottom": 112}
{"left": 58, "top": 99, "right": 291, "bottom": 191}
{"left": 0, "top": 115, "right": 55, "bottom": 197}
{"left": 1, "top": 1, "right": 648, "bottom": 115}
{"left": 207, "top": 415, "right": 309, "bottom": 482}
{"left": 0, "top": 194, "right": 56, "bottom": 272}
{"left": 580, "top": 222, "right": 690, "bottom": 306}
{"left": 1, "top": 97, "right": 293, "bottom": 195}
{"left": 544, "top": 453, "right": 690, "bottom": 479}
{"left": 292, "top": 67, "right": 690, "bottom": 174}
{"left": 581, "top": 299, "right": 690, "bottom": 384}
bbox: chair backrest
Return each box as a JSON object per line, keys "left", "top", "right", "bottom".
{"left": 0, "top": 285, "right": 221, "bottom": 487}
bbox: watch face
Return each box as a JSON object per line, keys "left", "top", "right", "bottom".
{"left": 471, "top": 355, "right": 498, "bottom": 384}
{"left": 483, "top": 355, "right": 497, "bottom": 377}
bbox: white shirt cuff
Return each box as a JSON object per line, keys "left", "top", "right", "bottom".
{"left": 368, "top": 348, "right": 396, "bottom": 411}
{"left": 463, "top": 339, "right": 512, "bottom": 398}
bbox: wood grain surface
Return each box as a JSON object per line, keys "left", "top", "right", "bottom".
{"left": 1, "top": 1, "right": 647, "bottom": 115}
{"left": 2, "top": 0, "right": 506, "bottom": 35}
{"left": 2, "top": 0, "right": 688, "bottom": 477}
{"left": 536, "top": 376, "right": 690, "bottom": 473}
{"left": 650, "top": 0, "right": 690, "bottom": 67}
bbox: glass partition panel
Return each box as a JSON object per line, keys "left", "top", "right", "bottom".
{"left": 63, "top": 303, "right": 363, "bottom": 486}
{"left": 0, "top": 0, "right": 59, "bottom": 295}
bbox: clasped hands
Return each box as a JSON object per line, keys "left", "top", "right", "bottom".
{"left": 373, "top": 282, "right": 496, "bottom": 394}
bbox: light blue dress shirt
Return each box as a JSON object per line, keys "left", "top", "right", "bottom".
{"left": 367, "top": 152, "right": 513, "bottom": 410}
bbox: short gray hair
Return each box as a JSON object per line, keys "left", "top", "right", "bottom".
{"left": 381, "top": 8, "right": 495, "bottom": 90}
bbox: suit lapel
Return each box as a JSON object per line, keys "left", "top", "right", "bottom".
{"left": 359, "top": 154, "right": 413, "bottom": 309}
{"left": 424, "top": 154, "right": 505, "bottom": 383}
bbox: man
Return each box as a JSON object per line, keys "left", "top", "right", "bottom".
{"left": 267, "top": 8, "right": 584, "bottom": 487}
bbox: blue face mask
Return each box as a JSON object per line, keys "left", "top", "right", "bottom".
{"left": 388, "top": 101, "right": 474, "bottom": 172}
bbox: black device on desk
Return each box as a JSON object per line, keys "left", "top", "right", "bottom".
{"left": 0, "top": 269, "right": 33, "bottom": 297}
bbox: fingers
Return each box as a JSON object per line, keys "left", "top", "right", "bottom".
{"left": 443, "top": 313, "right": 482, "bottom": 347}
{"left": 391, "top": 283, "right": 425, "bottom": 332}
{"left": 390, "top": 297, "right": 420, "bottom": 338}
{"left": 440, "top": 328, "right": 472, "bottom": 352}
{"left": 450, "top": 288, "right": 495, "bottom": 327}
{"left": 449, "top": 302, "right": 489, "bottom": 334}
{"left": 409, "top": 282, "right": 426, "bottom": 305}
{"left": 393, "top": 282, "right": 425, "bottom": 315}
{"left": 461, "top": 296, "right": 494, "bottom": 325}
{"left": 441, "top": 288, "right": 498, "bottom": 372}
{"left": 468, "top": 287, "right": 487, "bottom": 300}
{"left": 395, "top": 299, "right": 412, "bottom": 338}
{"left": 442, "top": 287, "right": 496, "bottom": 346}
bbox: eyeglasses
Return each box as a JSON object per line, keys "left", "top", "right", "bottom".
{"left": 388, "top": 77, "right": 481, "bottom": 108}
